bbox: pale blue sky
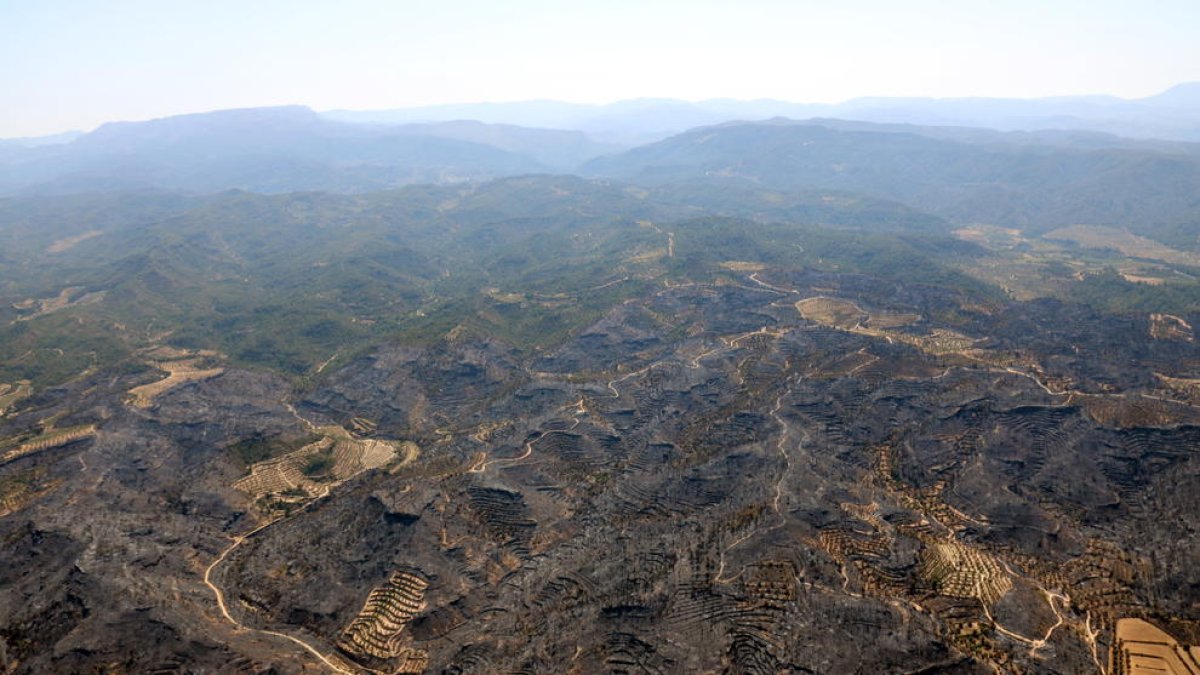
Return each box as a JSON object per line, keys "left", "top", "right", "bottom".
{"left": 2, "top": 0, "right": 1198, "bottom": 136}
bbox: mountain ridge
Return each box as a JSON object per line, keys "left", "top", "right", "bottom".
{"left": 582, "top": 118, "right": 1200, "bottom": 248}
{"left": 322, "top": 81, "right": 1200, "bottom": 144}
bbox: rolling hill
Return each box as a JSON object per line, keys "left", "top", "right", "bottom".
{"left": 583, "top": 118, "right": 1200, "bottom": 248}
{"left": 0, "top": 107, "right": 613, "bottom": 196}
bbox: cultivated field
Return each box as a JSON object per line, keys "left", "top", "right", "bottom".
{"left": 1150, "top": 313, "right": 1195, "bottom": 342}
{"left": 795, "top": 297, "right": 867, "bottom": 330}
{"left": 0, "top": 424, "right": 97, "bottom": 467}
{"left": 953, "top": 224, "right": 1026, "bottom": 249}
{"left": 11, "top": 286, "right": 106, "bottom": 321}
{"left": 0, "top": 380, "right": 32, "bottom": 414}
{"left": 1045, "top": 225, "right": 1200, "bottom": 268}
{"left": 920, "top": 541, "right": 1013, "bottom": 605}
{"left": 337, "top": 571, "right": 430, "bottom": 671}
{"left": 719, "top": 261, "right": 767, "bottom": 272}
{"left": 233, "top": 427, "right": 416, "bottom": 511}
{"left": 796, "top": 297, "right": 976, "bottom": 355}
{"left": 128, "top": 356, "right": 225, "bottom": 407}
{"left": 45, "top": 229, "right": 103, "bottom": 253}
{"left": 1110, "top": 618, "right": 1200, "bottom": 674}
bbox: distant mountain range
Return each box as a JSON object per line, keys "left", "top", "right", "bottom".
{"left": 3, "top": 100, "right": 1198, "bottom": 252}
{"left": 0, "top": 107, "right": 611, "bottom": 195}
{"left": 324, "top": 82, "right": 1200, "bottom": 145}
{"left": 9, "top": 82, "right": 1200, "bottom": 152}
{"left": 582, "top": 118, "right": 1200, "bottom": 247}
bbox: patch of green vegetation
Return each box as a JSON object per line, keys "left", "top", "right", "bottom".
{"left": 0, "top": 381, "right": 32, "bottom": 413}
{"left": 257, "top": 495, "right": 304, "bottom": 515}
{"left": 670, "top": 217, "right": 1002, "bottom": 299}
{"left": 0, "top": 311, "right": 134, "bottom": 388}
{"left": 227, "top": 433, "right": 321, "bottom": 469}
{"left": 0, "top": 178, "right": 1025, "bottom": 391}
{"left": 301, "top": 453, "right": 334, "bottom": 477}
{"left": 1067, "top": 268, "right": 1200, "bottom": 315}
{"left": 0, "top": 468, "right": 43, "bottom": 492}
{"left": 0, "top": 430, "right": 39, "bottom": 452}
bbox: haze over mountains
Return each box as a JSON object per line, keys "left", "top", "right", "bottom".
{"left": 582, "top": 119, "right": 1200, "bottom": 248}
{"left": 3, "top": 85, "right": 1199, "bottom": 252}
{"left": 0, "top": 107, "right": 562, "bottom": 195}
{"left": 3, "top": 82, "right": 1199, "bottom": 198}
{"left": 326, "top": 82, "right": 1200, "bottom": 144}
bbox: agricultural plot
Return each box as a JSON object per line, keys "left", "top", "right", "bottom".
{"left": 1061, "top": 541, "right": 1145, "bottom": 630}
{"left": 45, "top": 229, "right": 103, "bottom": 253}
{"left": 337, "top": 571, "right": 430, "bottom": 671}
{"left": 0, "top": 380, "right": 32, "bottom": 414}
{"left": 127, "top": 354, "right": 225, "bottom": 407}
{"left": 920, "top": 541, "right": 1013, "bottom": 605}
{"left": 0, "top": 469, "right": 59, "bottom": 518}
{"left": 794, "top": 297, "right": 867, "bottom": 329}
{"left": 10, "top": 286, "right": 106, "bottom": 321}
{"left": 0, "top": 483, "right": 37, "bottom": 518}
{"left": 231, "top": 437, "right": 331, "bottom": 499}
{"left": 953, "top": 223, "right": 1200, "bottom": 310}
{"left": 886, "top": 328, "right": 978, "bottom": 355}
{"left": 796, "top": 297, "right": 977, "bottom": 355}
{"left": 1155, "top": 373, "right": 1200, "bottom": 403}
{"left": 863, "top": 310, "right": 921, "bottom": 329}
{"left": 1045, "top": 225, "right": 1200, "bottom": 268}
{"left": 0, "top": 424, "right": 91, "bottom": 518}
{"left": 0, "top": 424, "right": 96, "bottom": 467}
{"left": 956, "top": 254, "right": 1079, "bottom": 301}
{"left": 719, "top": 261, "right": 767, "bottom": 272}
{"left": 953, "top": 225, "right": 1027, "bottom": 249}
{"left": 1150, "top": 313, "right": 1195, "bottom": 342}
{"left": 1110, "top": 618, "right": 1200, "bottom": 674}
{"left": 233, "top": 426, "right": 415, "bottom": 510}
{"left": 1119, "top": 264, "right": 1170, "bottom": 286}
{"left": 1079, "top": 394, "right": 1200, "bottom": 428}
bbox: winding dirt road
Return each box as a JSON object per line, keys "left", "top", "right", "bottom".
{"left": 202, "top": 401, "right": 353, "bottom": 674}
{"left": 203, "top": 507, "right": 354, "bottom": 673}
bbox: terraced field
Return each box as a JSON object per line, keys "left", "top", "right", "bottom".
{"left": 233, "top": 426, "right": 415, "bottom": 511}
{"left": 10, "top": 286, "right": 106, "bottom": 320}
{"left": 1150, "top": 313, "right": 1195, "bottom": 342}
{"left": 127, "top": 354, "right": 226, "bottom": 407}
{"left": 920, "top": 542, "right": 1012, "bottom": 605}
{"left": 0, "top": 469, "right": 58, "bottom": 519}
{"left": 795, "top": 296, "right": 978, "bottom": 355}
{"left": 0, "top": 381, "right": 31, "bottom": 415}
{"left": 337, "top": 571, "right": 429, "bottom": 670}
{"left": 0, "top": 424, "right": 96, "bottom": 467}
{"left": 1111, "top": 619, "right": 1200, "bottom": 674}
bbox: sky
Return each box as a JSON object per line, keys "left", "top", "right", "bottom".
{"left": 2, "top": 0, "right": 1199, "bottom": 137}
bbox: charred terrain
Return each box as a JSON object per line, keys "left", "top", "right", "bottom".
{"left": 2, "top": 112, "right": 1200, "bottom": 674}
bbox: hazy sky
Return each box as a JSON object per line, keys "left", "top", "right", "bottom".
{"left": 3, "top": 0, "right": 1199, "bottom": 137}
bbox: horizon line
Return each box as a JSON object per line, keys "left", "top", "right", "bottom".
{"left": 6, "top": 80, "right": 1197, "bottom": 141}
